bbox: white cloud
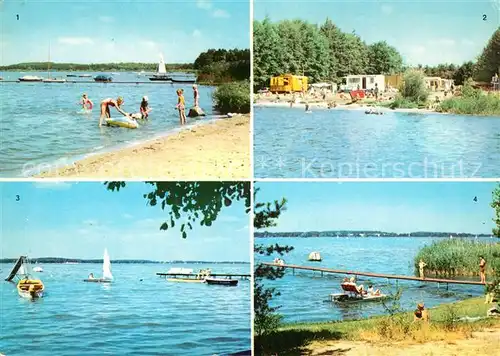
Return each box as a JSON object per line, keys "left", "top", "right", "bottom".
{"left": 381, "top": 5, "right": 393, "bottom": 15}
{"left": 192, "top": 29, "right": 202, "bottom": 38}
{"left": 428, "top": 38, "right": 455, "bottom": 46}
{"left": 409, "top": 45, "right": 426, "bottom": 54}
{"left": 461, "top": 39, "right": 475, "bottom": 46}
{"left": 123, "top": 213, "right": 133, "bottom": 219}
{"left": 58, "top": 37, "right": 94, "bottom": 45}
{"left": 212, "top": 9, "right": 230, "bottom": 18}
{"left": 197, "top": 0, "right": 212, "bottom": 10}
{"left": 140, "top": 40, "right": 158, "bottom": 48}
{"left": 99, "top": 16, "right": 114, "bottom": 23}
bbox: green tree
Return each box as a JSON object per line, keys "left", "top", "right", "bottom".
{"left": 398, "top": 69, "right": 429, "bottom": 105}
{"left": 253, "top": 18, "right": 283, "bottom": 90}
{"left": 253, "top": 188, "right": 293, "bottom": 349}
{"left": 474, "top": 27, "right": 500, "bottom": 82}
{"left": 105, "top": 182, "right": 250, "bottom": 238}
{"left": 453, "top": 61, "right": 475, "bottom": 85}
{"left": 367, "top": 41, "right": 403, "bottom": 75}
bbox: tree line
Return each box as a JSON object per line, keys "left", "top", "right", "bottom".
{"left": 255, "top": 231, "right": 490, "bottom": 238}
{"left": 194, "top": 48, "right": 250, "bottom": 83}
{"left": 0, "top": 62, "right": 194, "bottom": 72}
{"left": 253, "top": 18, "right": 499, "bottom": 90}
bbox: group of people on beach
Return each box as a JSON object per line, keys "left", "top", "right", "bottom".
{"left": 79, "top": 84, "right": 200, "bottom": 127}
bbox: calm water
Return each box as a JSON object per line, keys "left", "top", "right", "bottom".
{"left": 256, "top": 237, "right": 489, "bottom": 323}
{"left": 0, "top": 263, "right": 250, "bottom": 355}
{"left": 0, "top": 72, "right": 214, "bottom": 177}
{"left": 253, "top": 106, "right": 500, "bottom": 178}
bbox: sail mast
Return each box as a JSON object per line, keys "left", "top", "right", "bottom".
{"left": 47, "top": 42, "right": 51, "bottom": 79}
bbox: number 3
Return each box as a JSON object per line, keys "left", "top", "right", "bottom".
{"left": 16, "top": 195, "right": 20, "bottom": 201}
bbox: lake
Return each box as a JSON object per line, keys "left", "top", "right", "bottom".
{"left": 0, "top": 72, "right": 214, "bottom": 177}
{"left": 0, "top": 263, "right": 250, "bottom": 355}
{"left": 253, "top": 106, "right": 500, "bottom": 178}
{"left": 255, "top": 237, "right": 489, "bottom": 323}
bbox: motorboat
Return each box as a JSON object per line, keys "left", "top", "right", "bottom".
{"left": 330, "top": 282, "right": 388, "bottom": 303}
{"left": 165, "top": 268, "right": 211, "bottom": 283}
{"left": 205, "top": 277, "right": 238, "bottom": 286}
{"left": 170, "top": 77, "right": 196, "bottom": 84}
{"left": 5, "top": 256, "right": 45, "bottom": 299}
{"left": 18, "top": 75, "right": 43, "bottom": 82}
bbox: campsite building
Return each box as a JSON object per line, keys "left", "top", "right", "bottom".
{"left": 342, "top": 75, "right": 385, "bottom": 92}
{"left": 270, "top": 74, "right": 308, "bottom": 93}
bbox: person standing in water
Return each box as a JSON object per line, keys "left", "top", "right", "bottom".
{"left": 80, "top": 93, "right": 93, "bottom": 110}
{"left": 418, "top": 259, "right": 427, "bottom": 279}
{"left": 99, "top": 97, "right": 128, "bottom": 127}
{"left": 192, "top": 84, "right": 199, "bottom": 107}
{"left": 140, "top": 96, "right": 152, "bottom": 119}
{"left": 176, "top": 89, "right": 186, "bottom": 125}
{"left": 480, "top": 256, "right": 487, "bottom": 284}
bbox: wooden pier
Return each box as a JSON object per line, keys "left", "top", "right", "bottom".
{"left": 157, "top": 272, "right": 250, "bottom": 280}
{"left": 263, "top": 263, "right": 487, "bottom": 286}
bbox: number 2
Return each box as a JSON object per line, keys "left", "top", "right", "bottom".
{"left": 483, "top": 14, "right": 487, "bottom": 21}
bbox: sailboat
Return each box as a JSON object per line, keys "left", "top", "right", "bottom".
{"left": 149, "top": 53, "right": 171, "bottom": 81}
{"left": 83, "top": 248, "right": 113, "bottom": 283}
{"left": 43, "top": 43, "right": 66, "bottom": 83}
{"left": 5, "top": 256, "right": 45, "bottom": 299}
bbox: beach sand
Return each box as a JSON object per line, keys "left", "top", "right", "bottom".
{"left": 306, "top": 326, "right": 500, "bottom": 355}
{"left": 37, "top": 115, "right": 250, "bottom": 180}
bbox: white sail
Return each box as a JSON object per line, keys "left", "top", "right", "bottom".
{"left": 18, "top": 263, "right": 27, "bottom": 276}
{"left": 158, "top": 53, "right": 167, "bottom": 74}
{"left": 102, "top": 248, "right": 113, "bottom": 280}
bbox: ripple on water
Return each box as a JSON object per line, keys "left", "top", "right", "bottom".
{"left": 254, "top": 106, "right": 500, "bottom": 178}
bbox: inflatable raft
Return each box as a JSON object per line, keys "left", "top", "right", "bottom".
{"left": 105, "top": 116, "right": 138, "bottom": 129}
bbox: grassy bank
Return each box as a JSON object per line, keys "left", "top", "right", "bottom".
{"left": 256, "top": 297, "right": 499, "bottom": 355}
{"left": 414, "top": 239, "right": 499, "bottom": 277}
{"left": 437, "top": 91, "right": 500, "bottom": 116}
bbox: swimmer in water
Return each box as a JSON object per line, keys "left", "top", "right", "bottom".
{"left": 192, "top": 84, "right": 199, "bottom": 107}
{"left": 140, "top": 96, "right": 152, "bottom": 119}
{"left": 81, "top": 93, "right": 93, "bottom": 110}
{"left": 99, "top": 97, "right": 129, "bottom": 127}
{"left": 176, "top": 89, "right": 186, "bottom": 125}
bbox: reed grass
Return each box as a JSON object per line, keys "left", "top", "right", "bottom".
{"left": 414, "top": 239, "right": 500, "bottom": 277}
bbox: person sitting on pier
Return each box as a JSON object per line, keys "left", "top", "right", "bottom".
{"left": 367, "top": 285, "right": 381, "bottom": 296}
{"left": 414, "top": 303, "right": 430, "bottom": 322}
{"left": 347, "top": 277, "right": 365, "bottom": 295}
{"left": 88, "top": 273, "right": 95, "bottom": 279}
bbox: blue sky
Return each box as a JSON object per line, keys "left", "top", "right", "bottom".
{"left": 0, "top": 182, "right": 250, "bottom": 261}
{"left": 254, "top": 0, "right": 500, "bottom": 65}
{"left": 0, "top": 0, "right": 250, "bottom": 64}
{"left": 256, "top": 182, "right": 499, "bottom": 234}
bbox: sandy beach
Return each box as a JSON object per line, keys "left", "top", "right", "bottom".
{"left": 36, "top": 115, "right": 250, "bottom": 180}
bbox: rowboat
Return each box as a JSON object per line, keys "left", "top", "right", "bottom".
{"left": 308, "top": 251, "right": 322, "bottom": 262}
{"left": 170, "top": 77, "right": 196, "bottom": 84}
{"left": 17, "top": 278, "right": 44, "bottom": 299}
{"left": 205, "top": 277, "right": 238, "bottom": 286}
{"left": 18, "top": 75, "right": 43, "bottom": 82}
{"left": 5, "top": 256, "right": 45, "bottom": 299}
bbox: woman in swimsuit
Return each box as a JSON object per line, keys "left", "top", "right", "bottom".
{"left": 81, "top": 93, "right": 93, "bottom": 110}
{"left": 480, "top": 256, "right": 486, "bottom": 284}
{"left": 176, "top": 89, "right": 186, "bottom": 125}
{"left": 99, "top": 96, "right": 128, "bottom": 127}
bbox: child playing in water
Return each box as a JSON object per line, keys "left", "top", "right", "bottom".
{"left": 99, "top": 96, "right": 129, "bottom": 127}
{"left": 140, "top": 96, "right": 152, "bottom": 119}
{"left": 176, "top": 89, "right": 186, "bottom": 125}
{"left": 81, "top": 93, "right": 93, "bottom": 110}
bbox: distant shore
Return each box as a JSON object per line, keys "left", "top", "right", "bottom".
{"left": 36, "top": 115, "right": 250, "bottom": 179}
{"left": 254, "top": 98, "right": 439, "bottom": 115}
{"left": 0, "top": 258, "right": 250, "bottom": 264}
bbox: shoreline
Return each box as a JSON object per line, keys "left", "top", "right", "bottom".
{"left": 35, "top": 114, "right": 250, "bottom": 179}
{"left": 259, "top": 297, "right": 500, "bottom": 355}
{"left": 254, "top": 99, "right": 441, "bottom": 115}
